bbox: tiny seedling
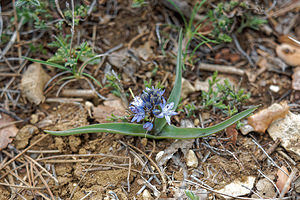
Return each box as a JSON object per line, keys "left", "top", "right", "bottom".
{"left": 184, "top": 103, "right": 197, "bottom": 118}
{"left": 185, "top": 190, "right": 199, "bottom": 200}
{"left": 131, "top": 0, "right": 147, "bottom": 8}
{"left": 15, "top": 0, "right": 53, "bottom": 30}
{"left": 202, "top": 71, "right": 251, "bottom": 116}
{"left": 105, "top": 70, "right": 128, "bottom": 105}
{"left": 45, "top": 30, "right": 257, "bottom": 139}
{"left": 165, "top": 0, "right": 218, "bottom": 64}
{"left": 207, "top": 1, "right": 267, "bottom": 43}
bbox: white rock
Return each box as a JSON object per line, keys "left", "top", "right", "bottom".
{"left": 194, "top": 79, "right": 209, "bottom": 92}
{"left": 155, "top": 151, "right": 164, "bottom": 163}
{"left": 240, "top": 124, "right": 254, "bottom": 135}
{"left": 142, "top": 189, "right": 153, "bottom": 200}
{"left": 181, "top": 78, "right": 195, "bottom": 99}
{"left": 186, "top": 150, "right": 198, "bottom": 168}
{"left": 269, "top": 85, "right": 280, "bottom": 93}
{"left": 216, "top": 176, "right": 256, "bottom": 199}
{"left": 252, "top": 177, "right": 276, "bottom": 198}
{"left": 267, "top": 111, "right": 300, "bottom": 157}
{"left": 180, "top": 119, "right": 195, "bottom": 128}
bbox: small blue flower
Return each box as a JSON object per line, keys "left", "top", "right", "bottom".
{"left": 131, "top": 108, "right": 145, "bottom": 122}
{"left": 130, "top": 96, "right": 145, "bottom": 123}
{"left": 141, "top": 86, "right": 165, "bottom": 108}
{"left": 156, "top": 98, "right": 178, "bottom": 125}
{"left": 143, "top": 122, "right": 153, "bottom": 131}
{"left": 130, "top": 96, "right": 144, "bottom": 109}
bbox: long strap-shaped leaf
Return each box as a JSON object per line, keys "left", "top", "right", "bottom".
{"left": 44, "top": 106, "right": 257, "bottom": 139}
{"left": 153, "top": 29, "right": 183, "bottom": 133}
{"left": 22, "top": 56, "right": 69, "bottom": 71}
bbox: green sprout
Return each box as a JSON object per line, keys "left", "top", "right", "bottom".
{"left": 202, "top": 71, "right": 251, "bottom": 116}
{"left": 185, "top": 190, "right": 199, "bottom": 200}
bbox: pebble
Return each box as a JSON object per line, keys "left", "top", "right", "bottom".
{"left": 268, "top": 111, "right": 300, "bottom": 157}
{"left": 194, "top": 118, "right": 200, "bottom": 127}
{"left": 216, "top": 176, "right": 256, "bottom": 199}
{"left": 269, "top": 85, "right": 280, "bottom": 93}
{"left": 186, "top": 150, "right": 198, "bottom": 168}
{"left": 155, "top": 151, "right": 164, "bottom": 162}
{"left": 142, "top": 189, "right": 153, "bottom": 200}
{"left": 240, "top": 124, "right": 254, "bottom": 135}
{"left": 252, "top": 177, "right": 276, "bottom": 198}
{"left": 30, "top": 114, "right": 39, "bottom": 124}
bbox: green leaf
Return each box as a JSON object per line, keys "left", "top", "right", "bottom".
{"left": 44, "top": 106, "right": 257, "bottom": 139}
{"left": 22, "top": 56, "right": 69, "bottom": 71}
{"left": 153, "top": 29, "right": 183, "bottom": 134}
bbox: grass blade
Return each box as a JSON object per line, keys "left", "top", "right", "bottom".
{"left": 22, "top": 56, "right": 69, "bottom": 71}
{"left": 153, "top": 29, "right": 183, "bottom": 133}
{"left": 158, "top": 106, "right": 258, "bottom": 139}
{"left": 45, "top": 105, "right": 257, "bottom": 139}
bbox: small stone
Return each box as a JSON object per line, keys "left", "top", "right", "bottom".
{"left": 20, "top": 63, "right": 50, "bottom": 105}
{"left": 186, "top": 150, "right": 198, "bottom": 168}
{"left": 269, "top": 85, "right": 280, "bottom": 93}
{"left": 155, "top": 151, "right": 164, "bottom": 162}
{"left": 194, "top": 79, "right": 209, "bottom": 92}
{"left": 181, "top": 78, "right": 195, "bottom": 99}
{"left": 30, "top": 114, "right": 39, "bottom": 124}
{"left": 268, "top": 111, "right": 300, "bottom": 156}
{"left": 142, "top": 189, "right": 153, "bottom": 200}
{"left": 180, "top": 119, "right": 195, "bottom": 128}
{"left": 252, "top": 177, "right": 276, "bottom": 198}
{"left": 137, "top": 179, "right": 144, "bottom": 185}
{"left": 216, "top": 176, "right": 256, "bottom": 199}
{"left": 194, "top": 118, "right": 200, "bottom": 126}
{"left": 240, "top": 124, "right": 254, "bottom": 135}
{"left": 292, "top": 67, "right": 300, "bottom": 90}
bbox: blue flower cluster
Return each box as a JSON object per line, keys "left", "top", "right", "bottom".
{"left": 129, "top": 86, "right": 178, "bottom": 131}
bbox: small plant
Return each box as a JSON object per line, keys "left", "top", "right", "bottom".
{"left": 207, "top": 1, "right": 267, "bottom": 43}
{"left": 64, "top": 5, "right": 88, "bottom": 26}
{"left": 23, "top": 35, "right": 105, "bottom": 98}
{"left": 106, "top": 114, "right": 128, "bottom": 122}
{"left": 15, "top": 0, "right": 53, "bottom": 30}
{"left": 202, "top": 71, "right": 251, "bottom": 116}
{"left": 105, "top": 70, "right": 128, "bottom": 106}
{"left": 184, "top": 103, "right": 197, "bottom": 118}
{"left": 144, "top": 80, "right": 164, "bottom": 90}
{"left": 45, "top": 30, "right": 257, "bottom": 139}
{"left": 185, "top": 190, "right": 199, "bottom": 200}
{"left": 131, "top": 0, "right": 147, "bottom": 8}
{"left": 166, "top": 0, "right": 218, "bottom": 63}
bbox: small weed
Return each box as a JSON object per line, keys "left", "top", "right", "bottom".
{"left": 47, "top": 35, "right": 100, "bottom": 66}
{"left": 202, "top": 71, "right": 250, "bottom": 116}
{"left": 64, "top": 5, "right": 88, "bottom": 26}
{"left": 185, "top": 190, "right": 199, "bottom": 200}
{"left": 15, "top": 0, "right": 53, "bottom": 30}
{"left": 106, "top": 114, "right": 128, "bottom": 122}
{"left": 144, "top": 80, "right": 164, "bottom": 90}
{"left": 105, "top": 70, "right": 128, "bottom": 98}
{"left": 132, "top": 0, "right": 147, "bottom": 8}
{"left": 208, "top": 1, "right": 267, "bottom": 43}
{"left": 166, "top": 0, "right": 218, "bottom": 64}
{"left": 184, "top": 103, "right": 197, "bottom": 118}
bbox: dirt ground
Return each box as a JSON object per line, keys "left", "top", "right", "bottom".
{"left": 0, "top": 0, "right": 300, "bottom": 199}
